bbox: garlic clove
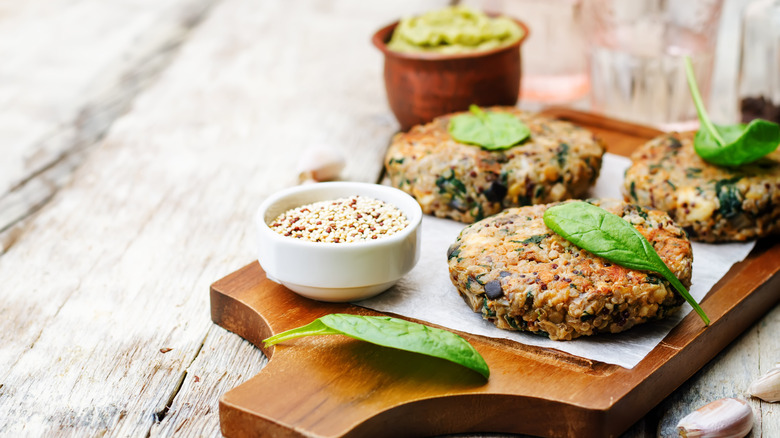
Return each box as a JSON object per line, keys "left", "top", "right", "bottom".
{"left": 676, "top": 398, "right": 753, "bottom": 438}
{"left": 748, "top": 366, "right": 780, "bottom": 402}
{"left": 296, "top": 144, "right": 346, "bottom": 183}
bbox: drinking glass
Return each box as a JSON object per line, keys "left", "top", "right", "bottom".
{"left": 583, "top": 0, "right": 723, "bottom": 131}
{"left": 470, "top": 0, "right": 590, "bottom": 104}
{"left": 738, "top": 0, "right": 780, "bottom": 124}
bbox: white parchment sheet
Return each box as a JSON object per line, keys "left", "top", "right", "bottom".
{"left": 357, "top": 153, "right": 756, "bottom": 368}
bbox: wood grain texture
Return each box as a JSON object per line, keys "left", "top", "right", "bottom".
{"left": 0, "top": 0, "right": 448, "bottom": 436}
{"left": 0, "top": 0, "right": 776, "bottom": 437}
{"left": 149, "top": 325, "right": 268, "bottom": 437}
{"left": 210, "top": 110, "right": 780, "bottom": 438}
{"left": 212, "top": 252, "right": 779, "bottom": 437}
{"left": 624, "top": 303, "right": 780, "bottom": 438}
{"left": 0, "top": 0, "right": 218, "bottom": 239}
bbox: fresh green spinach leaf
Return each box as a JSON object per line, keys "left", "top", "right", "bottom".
{"left": 543, "top": 201, "right": 710, "bottom": 325}
{"left": 263, "top": 313, "right": 490, "bottom": 378}
{"left": 448, "top": 105, "right": 530, "bottom": 150}
{"left": 684, "top": 57, "right": 780, "bottom": 167}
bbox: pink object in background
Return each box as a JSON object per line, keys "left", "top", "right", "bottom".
{"left": 582, "top": 0, "right": 724, "bottom": 131}
{"left": 477, "top": 0, "right": 590, "bottom": 104}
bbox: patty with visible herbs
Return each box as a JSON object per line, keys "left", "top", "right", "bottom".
{"left": 623, "top": 132, "right": 780, "bottom": 242}
{"left": 447, "top": 199, "right": 692, "bottom": 341}
{"left": 385, "top": 107, "right": 605, "bottom": 223}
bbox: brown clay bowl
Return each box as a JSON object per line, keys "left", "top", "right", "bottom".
{"left": 372, "top": 18, "right": 529, "bottom": 131}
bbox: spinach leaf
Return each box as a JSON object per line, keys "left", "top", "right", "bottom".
{"left": 556, "top": 143, "right": 569, "bottom": 167}
{"left": 482, "top": 298, "right": 496, "bottom": 317}
{"left": 448, "top": 105, "right": 530, "bottom": 150}
{"left": 684, "top": 57, "right": 780, "bottom": 167}
{"left": 446, "top": 242, "right": 461, "bottom": 260}
{"left": 436, "top": 170, "right": 466, "bottom": 197}
{"left": 714, "top": 177, "right": 743, "bottom": 218}
{"left": 510, "top": 234, "right": 549, "bottom": 246}
{"left": 263, "top": 313, "right": 490, "bottom": 379}
{"left": 543, "top": 201, "right": 710, "bottom": 325}
{"left": 685, "top": 167, "right": 702, "bottom": 178}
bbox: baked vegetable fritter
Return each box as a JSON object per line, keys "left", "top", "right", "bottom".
{"left": 385, "top": 108, "right": 605, "bottom": 223}
{"left": 447, "top": 199, "right": 692, "bottom": 340}
{"left": 624, "top": 133, "right": 780, "bottom": 242}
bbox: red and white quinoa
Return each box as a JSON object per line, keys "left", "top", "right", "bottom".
{"left": 269, "top": 195, "right": 408, "bottom": 243}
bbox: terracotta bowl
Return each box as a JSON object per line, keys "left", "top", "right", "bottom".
{"left": 372, "top": 18, "right": 529, "bottom": 131}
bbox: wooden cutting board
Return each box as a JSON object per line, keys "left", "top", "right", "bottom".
{"left": 209, "top": 109, "right": 780, "bottom": 438}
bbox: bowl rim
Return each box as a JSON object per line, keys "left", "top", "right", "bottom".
{"left": 256, "top": 181, "right": 423, "bottom": 250}
{"left": 371, "top": 15, "right": 530, "bottom": 61}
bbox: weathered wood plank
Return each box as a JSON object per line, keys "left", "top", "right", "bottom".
{"left": 618, "top": 303, "right": 779, "bottom": 438}
{"left": 144, "top": 0, "right": 451, "bottom": 435}
{"left": 756, "top": 305, "right": 780, "bottom": 437}
{"left": 0, "top": 0, "right": 219, "bottom": 238}
{"left": 0, "top": 0, "right": 775, "bottom": 437}
{"left": 0, "top": 0, "right": 445, "bottom": 436}
{"left": 149, "top": 326, "right": 267, "bottom": 437}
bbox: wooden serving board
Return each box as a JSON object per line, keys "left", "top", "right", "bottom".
{"left": 210, "top": 109, "right": 780, "bottom": 438}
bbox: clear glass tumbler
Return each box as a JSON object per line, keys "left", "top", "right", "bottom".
{"left": 583, "top": 0, "right": 723, "bottom": 131}
{"left": 473, "top": 0, "right": 590, "bottom": 104}
{"left": 738, "top": 0, "right": 780, "bottom": 124}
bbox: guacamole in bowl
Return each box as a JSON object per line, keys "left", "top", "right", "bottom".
{"left": 387, "top": 6, "right": 524, "bottom": 54}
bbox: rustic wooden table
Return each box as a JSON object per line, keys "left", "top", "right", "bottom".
{"left": 0, "top": 0, "right": 776, "bottom": 437}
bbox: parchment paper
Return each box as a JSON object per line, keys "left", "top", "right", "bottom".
{"left": 357, "top": 153, "right": 756, "bottom": 369}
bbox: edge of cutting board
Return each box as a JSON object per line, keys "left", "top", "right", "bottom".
{"left": 210, "top": 108, "right": 780, "bottom": 438}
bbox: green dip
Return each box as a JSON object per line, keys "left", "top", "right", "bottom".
{"left": 386, "top": 6, "right": 523, "bottom": 54}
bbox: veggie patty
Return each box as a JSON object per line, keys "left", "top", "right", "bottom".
{"left": 623, "top": 132, "right": 780, "bottom": 242}
{"left": 447, "top": 199, "right": 692, "bottom": 340}
{"left": 384, "top": 107, "right": 605, "bottom": 223}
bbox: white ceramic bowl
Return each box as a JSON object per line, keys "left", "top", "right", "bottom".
{"left": 255, "top": 182, "right": 422, "bottom": 302}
